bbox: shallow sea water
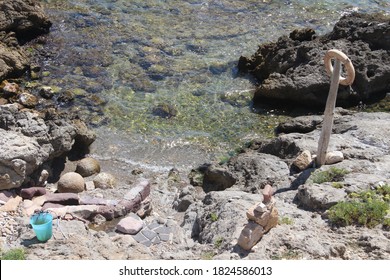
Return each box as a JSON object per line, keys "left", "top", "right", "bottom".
{"left": 39, "top": 0, "right": 390, "bottom": 170}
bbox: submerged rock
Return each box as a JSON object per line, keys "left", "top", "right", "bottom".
{"left": 18, "top": 92, "right": 38, "bottom": 108}
{"left": 152, "top": 103, "right": 177, "bottom": 119}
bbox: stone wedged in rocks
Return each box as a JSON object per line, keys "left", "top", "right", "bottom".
{"left": 293, "top": 150, "right": 313, "bottom": 171}
{"left": 238, "top": 13, "right": 390, "bottom": 107}
{"left": 136, "top": 197, "right": 152, "bottom": 218}
{"left": 174, "top": 185, "right": 196, "bottom": 212}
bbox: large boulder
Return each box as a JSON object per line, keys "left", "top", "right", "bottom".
{"left": 295, "top": 183, "right": 347, "bottom": 211}
{"left": 0, "top": 128, "right": 48, "bottom": 190}
{"left": 76, "top": 157, "right": 100, "bottom": 177}
{"left": 57, "top": 172, "right": 85, "bottom": 193}
{"left": 0, "top": 104, "right": 95, "bottom": 190}
{"left": 201, "top": 152, "right": 290, "bottom": 193}
{"left": 227, "top": 152, "right": 290, "bottom": 192}
{"left": 0, "top": 33, "right": 29, "bottom": 81}
{"left": 0, "top": 0, "right": 52, "bottom": 40}
{"left": 238, "top": 13, "right": 390, "bottom": 107}
{"left": 0, "top": 0, "right": 52, "bottom": 81}
{"left": 183, "top": 190, "right": 263, "bottom": 249}
{"left": 0, "top": 104, "right": 77, "bottom": 159}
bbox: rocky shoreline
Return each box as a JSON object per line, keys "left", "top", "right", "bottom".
{"left": 1, "top": 1, "right": 389, "bottom": 260}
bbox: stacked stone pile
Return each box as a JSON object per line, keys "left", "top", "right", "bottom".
{"left": 237, "top": 185, "right": 279, "bottom": 250}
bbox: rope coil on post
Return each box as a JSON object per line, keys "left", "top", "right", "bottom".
{"left": 316, "top": 49, "right": 355, "bottom": 167}
{"left": 324, "top": 49, "right": 355, "bottom": 86}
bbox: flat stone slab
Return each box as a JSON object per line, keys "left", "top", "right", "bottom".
{"left": 131, "top": 219, "right": 174, "bottom": 246}
{"left": 123, "top": 178, "right": 150, "bottom": 201}
{"left": 20, "top": 187, "right": 46, "bottom": 199}
{"left": 116, "top": 216, "right": 144, "bottom": 234}
{"left": 0, "top": 195, "right": 22, "bottom": 212}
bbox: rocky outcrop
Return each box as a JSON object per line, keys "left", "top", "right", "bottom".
{"left": 0, "top": 128, "right": 48, "bottom": 190}
{"left": 183, "top": 190, "right": 263, "bottom": 249}
{"left": 179, "top": 110, "right": 390, "bottom": 259}
{"left": 0, "top": 32, "right": 29, "bottom": 81}
{"left": 0, "top": 0, "right": 52, "bottom": 40}
{"left": 201, "top": 151, "right": 290, "bottom": 194}
{"left": 0, "top": 0, "right": 52, "bottom": 81}
{"left": 238, "top": 13, "right": 390, "bottom": 107}
{"left": 0, "top": 103, "right": 95, "bottom": 190}
{"left": 2, "top": 111, "right": 389, "bottom": 260}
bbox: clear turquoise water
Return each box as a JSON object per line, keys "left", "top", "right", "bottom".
{"left": 39, "top": 0, "right": 390, "bottom": 168}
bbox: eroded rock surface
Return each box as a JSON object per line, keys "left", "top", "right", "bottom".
{"left": 238, "top": 13, "right": 390, "bottom": 107}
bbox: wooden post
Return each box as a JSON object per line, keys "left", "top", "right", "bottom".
{"left": 316, "top": 49, "right": 355, "bottom": 167}
{"left": 316, "top": 60, "right": 341, "bottom": 166}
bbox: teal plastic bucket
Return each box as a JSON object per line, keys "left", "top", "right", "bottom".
{"left": 30, "top": 212, "right": 53, "bottom": 242}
